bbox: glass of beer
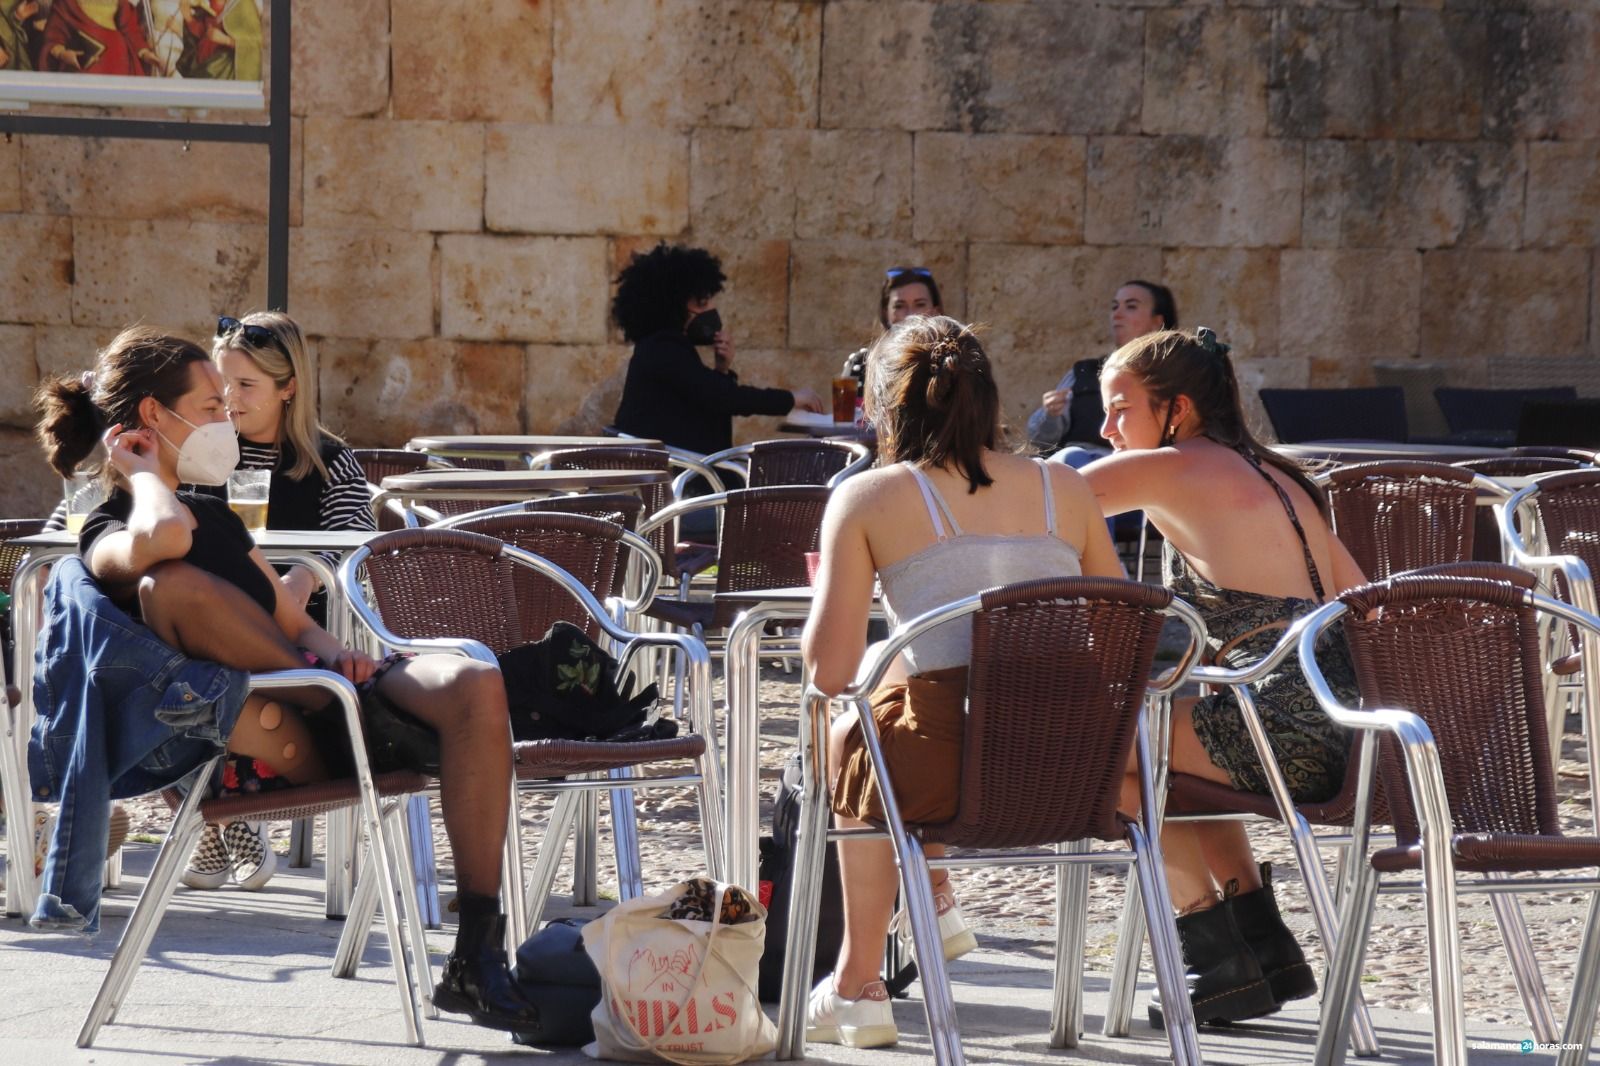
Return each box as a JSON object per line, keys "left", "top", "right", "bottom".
{"left": 831, "top": 376, "right": 858, "bottom": 424}
{"left": 62, "top": 472, "right": 107, "bottom": 535}
{"left": 227, "top": 469, "right": 271, "bottom": 532}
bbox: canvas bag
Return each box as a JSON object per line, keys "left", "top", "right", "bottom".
{"left": 581, "top": 879, "right": 777, "bottom": 1064}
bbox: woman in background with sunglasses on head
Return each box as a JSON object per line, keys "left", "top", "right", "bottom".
{"left": 840, "top": 269, "right": 946, "bottom": 387}
{"left": 177, "top": 312, "right": 377, "bottom": 893}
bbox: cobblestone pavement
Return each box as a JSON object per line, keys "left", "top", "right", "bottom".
{"left": 95, "top": 660, "right": 1599, "bottom": 1038}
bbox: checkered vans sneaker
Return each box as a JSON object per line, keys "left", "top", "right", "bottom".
{"left": 222, "top": 820, "right": 277, "bottom": 891}
{"left": 181, "top": 823, "right": 230, "bottom": 890}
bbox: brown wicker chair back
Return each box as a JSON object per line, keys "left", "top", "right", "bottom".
{"left": 448, "top": 512, "right": 624, "bottom": 640}
{"left": 746, "top": 439, "right": 856, "bottom": 487}
{"left": 1325, "top": 461, "right": 1479, "bottom": 580}
{"left": 1453, "top": 456, "right": 1587, "bottom": 478}
{"left": 351, "top": 448, "right": 434, "bottom": 484}
{"left": 358, "top": 527, "right": 527, "bottom": 654}
{"left": 0, "top": 518, "right": 47, "bottom": 595}
{"left": 1521, "top": 469, "right": 1600, "bottom": 583}
{"left": 921, "top": 577, "right": 1174, "bottom": 850}
{"left": 517, "top": 492, "right": 644, "bottom": 534}
{"left": 540, "top": 446, "right": 677, "bottom": 567}
{"left": 710, "top": 486, "right": 831, "bottom": 627}
{"left": 1338, "top": 571, "right": 1560, "bottom": 857}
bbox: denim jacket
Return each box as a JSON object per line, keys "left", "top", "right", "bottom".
{"left": 27, "top": 557, "right": 250, "bottom": 935}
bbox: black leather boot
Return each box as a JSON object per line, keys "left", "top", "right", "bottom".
{"left": 1150, "top": 899, "right": 1279, "bottom": 1030}
{"left": 434, "top": 896, "right": 542, "bottom": 1034}
{"left": 1229, "top": 862, "right": 1316, "bottom": 1005}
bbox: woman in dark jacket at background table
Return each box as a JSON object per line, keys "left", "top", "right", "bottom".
{"left": 611, "top": 244, "right": 823, "bottom": 455}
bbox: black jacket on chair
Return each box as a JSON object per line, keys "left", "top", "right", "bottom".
{"left": 612, "top": 331, "right": 794, "bottom": 455}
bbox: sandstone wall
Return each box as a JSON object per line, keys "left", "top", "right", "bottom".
{"left": 2, "top": 0, "right": 1598, "bottom": 515}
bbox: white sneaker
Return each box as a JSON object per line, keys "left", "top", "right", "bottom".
{"left": 889, "top": 892, "right": 978, "bottom": 962}
{"left": 222, "top": 820, "right": 278, "bottom": 891}
{"left": 181, "top": 823, "right": 230, "bottom": 890}
{"left": 807, "top": 977, "right": 898, "bottom": 1048}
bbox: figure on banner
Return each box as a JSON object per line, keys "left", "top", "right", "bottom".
{"left": 37, "top": 0, "right": 165, "bottom": 74}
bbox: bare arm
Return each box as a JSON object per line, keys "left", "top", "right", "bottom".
{"left": 1325, "top": 527, "right": 1368, "bottom": 596}
{"left": 246, "top": 546, "right": 377, "bottom": 684}
{"left": 1047, "top": 463, "right": 1126, "bottom": 580}
{"left": 84, "top": 425, "right": 194, "bottom": 586}
{"left": 801, "top": 477, "right": 876, "bottom": 696}
{"left": 1080, "top": 447, "right": 1185, "bottom": 520}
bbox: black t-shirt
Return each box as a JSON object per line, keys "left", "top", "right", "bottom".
{"left": 79, "top": 488, "right": 278, "bottom": 616}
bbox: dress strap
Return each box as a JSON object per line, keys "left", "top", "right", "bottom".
{"left": 1033, "top": 459, "right": 1057, "bottom": 535}
{"left": 1235, "top": 448, "right": 1327, "bottom": 601}
{"left": 905, "top": 465, "right": 962, "bottom": 540}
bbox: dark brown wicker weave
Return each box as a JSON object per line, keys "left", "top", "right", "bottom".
{"left": 449, "top": 512, "right": 624, "bottom": 639}
{"left": 518, "top": 492, "right": 644, "bottom": 534}
{"left": 539, "top": 446, "right": 680, "bottom": 568}
{"left": 1520, "top": 469, "right": 1600, "bottom": 583}
{"left": 746, "top": 439, "right": 858, "bottom": 488}
{"left": 1337, "top": 571, "right": 1600, "bottom": 872}
{"left": 645, "top": 485, "right": 830, "bottom": 630}
{"left": 355, "top": 528, "right": 706, "bottom": 780}
{"left": 0, "top": 518, "right": 47, "bottom": 596}
{"left": 351, "top": 449, "right": 434, "bottom": 485}
{"left": 1325, "top": 461, "right": 1479, "bottom": 580}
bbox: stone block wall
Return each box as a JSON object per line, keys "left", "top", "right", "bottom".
{"left": 1, "top": 0, "right": 1597, "bottom": 516}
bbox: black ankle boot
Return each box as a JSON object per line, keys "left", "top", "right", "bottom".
{"left": 1228, "top": 863, "right": 1316, "bottom": 1005}
{"left": 1150, "top": 900, "right": 1279, "bottom": 1030}
{"left": 434, "top": 901, "right": 542, "bottom": 1034}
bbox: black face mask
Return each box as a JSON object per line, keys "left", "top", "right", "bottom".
{"left": 684, "top": 308, "right": 722, "bottom": 346}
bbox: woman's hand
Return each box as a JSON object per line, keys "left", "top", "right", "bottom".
{"left": 712, "top": 330, "right": 736, "bottom": 372}
{"left": 324, "top": 647, "right": 378, "bottom": 686}
{"left": 789, "top": 387, "right": 825, "bottom": 414}
{"left": 278, "top": 566, "right": 318, "bottom": 611}
{"left": 102, "top": 423, "right": 162, "bottom": 479}
{"left": 1041, "top": 386, "right": 1071, "bottom": 418}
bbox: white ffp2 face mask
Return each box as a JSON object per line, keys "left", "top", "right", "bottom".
{"left": 156, "top": 407, "right": 240, "bottom": 486}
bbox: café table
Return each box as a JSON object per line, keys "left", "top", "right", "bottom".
{"left": 407, "top": 434, "right": 663, "bottom": 467}
{"left": 719, "top": 586, "right": 884, "bottom": 892}
{"left": 2, "top": 529, "right": 380, "bottom": 920}
{"left": 373, "top": 467, "right": 670, "bottom": 523}
{"left": 779, "top": 410, "right": 874, "bottom": 441}
{"left": 1274, "top": 440, "right": 1507, "bottom": 466}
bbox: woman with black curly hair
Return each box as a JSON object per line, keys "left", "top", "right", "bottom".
{"left": 611, "top": 244, "right": 823, "bottom": 454}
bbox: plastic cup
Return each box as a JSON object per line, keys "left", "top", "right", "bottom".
{"left": 62, "top": 472, "right": 108, "bottom": 535}
{"left": 831, "top": 377, "right": 858, "bottom": 424}
{"left": 227, "top": 469, "right": 271, "bottom": 531}
{"left": 804, "top": 551, "right": 822, "bottom": 586}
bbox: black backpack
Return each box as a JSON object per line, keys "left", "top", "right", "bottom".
{"left": 757, "top": 754, "right": 916, "bottom": 1002}
{"left": 497, "top": 621, "right": 659, "bottom": 742}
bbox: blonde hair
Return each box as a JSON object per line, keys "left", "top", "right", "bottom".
{"left": 213, "top": 311, "right": 342, "bottom": 482}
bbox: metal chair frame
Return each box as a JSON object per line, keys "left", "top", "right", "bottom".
{"left": 1300, "top": 584, "right": 1600, "bottom": 1066}
{"left": 775, "top": 580, "right": 1211, "bottom": 1066}
{"left": 334, "top": 535, "right": 725, "bottom": 967}
{"left": 78, "top": 669, "right": 427, "bottom": 1048}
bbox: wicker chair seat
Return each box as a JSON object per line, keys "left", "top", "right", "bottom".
{"left": 1370, "top": 834, "right": 1600, "bottom": 875}
{"left": 1163, "top": 770, "right": 1371, "bottom": 826}
{"left": 512, "top": 735, "right": 707, "bottom": 781}
{"left": 163, "top": 770, "right": 430, "bottom": 824}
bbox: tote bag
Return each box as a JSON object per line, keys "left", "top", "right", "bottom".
{"left": 581, "top": 878, "right": 777, "bottom": 1064}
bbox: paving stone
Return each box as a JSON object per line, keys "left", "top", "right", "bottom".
{"left": 1270, "top": 8, "right": 1486, "bottom": 140}
{"left": 820, "top": 1, "right": 1144, "bottom": 134}
{"left": 291, "top": 0, "right": 389, "bottom": 118}
{"left": 966, "top": 243, "right": 1162, "bottom": 431}
{"left": 1142, "top": 7, "right": 1271, "bottom": 136}
{"left": 1421, "top": 249, "right": 1591, "bottom": 360}
{"left": 21, "top": 135, "right": 269, "bottom": 223}
{"left": 73, "top": 219, "right": 264, "bottom": 338}
{"left": 524, "top": 343, "right": 632, "bottom": 436}
{"left": 318, "top": 336, "right": 525, "bottom": 447}
{"left": 391, "top": 0, "right": 552, "bottom": 122}
{"left": 0, "top": 215, "right": 73, "bottom": 326}
{"left": 691, "top": 129, "right": 912, "bottom": 240}
{"left": 1485, "top": 8, "right": 1600, "bottom": 140}
{"left": 1303, "top": 140, "right": 1524, "bottom": 250}
{"left": 287, "top": 229, "right": 435, "bottom": 341}
{"left": 1523, "top": 141, "right": 1600, "bottom": 249}
{"left": 553, "top": 0, "right": 820, "bottom": 129}
{"left": 1280, "top": 249, "right": 1421, "bottom": 365}
{"left": 1159, "top": 248, "right": 1279, "bottom": 358}
{"left": 787, "top": 240, "right": 966, "bottom": 352}
{"left": 914, "top": 133, "right": 1085, "bottom": 244}
{"left": 1086, "top": 136, "right": 1301, "bottom": 248}
{"left": 487, "top": 126, "right": 687, "bottom": 237}
{"left": 304, "top": 118, "right": 484, "bottom": 232}
{"left": 439, "top": 234, "right": 609, "bottom": 344}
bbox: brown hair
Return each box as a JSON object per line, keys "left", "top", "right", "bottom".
{"left": 1105, "top": 328, "right": 1329, "bottom": 518}
{"left": 866, "top": 315, "right": 998, "bottom": 494}
{"left": 35, "top": 326, "right": 211, "bottom": 479}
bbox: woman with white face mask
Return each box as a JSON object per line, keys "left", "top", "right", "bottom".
{"left": 34, "top": 327, "right": 541, "bottom": 1035}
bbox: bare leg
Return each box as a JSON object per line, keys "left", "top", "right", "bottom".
{"left": 138, "top": 561, "right": 304, "bottom": 672}
{"left": 373, "top": 655, "right": 510, "bottom": 898}
{"left": 225, "top": 694, "right": 329, "bottom": 785}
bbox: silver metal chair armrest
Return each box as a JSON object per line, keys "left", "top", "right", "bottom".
{"left": 637, "top": 492, "right": 729, "bottom": 543}
{"left": 826, "top": 442, "right": 875, "bottom": 489}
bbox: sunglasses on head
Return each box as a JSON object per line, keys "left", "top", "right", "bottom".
{"left": 885, "top": 267, "right": 933, "bottom": 283}
{"left": 216, "top": 315, "right": 279, "bottom": 351}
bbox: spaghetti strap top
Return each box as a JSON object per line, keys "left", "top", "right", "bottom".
{"left": 906, "top": 460, "right": 1057, "bottom": 541}
{"left": 1234, "top": 447, "right": 1327, "bottom": 601}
